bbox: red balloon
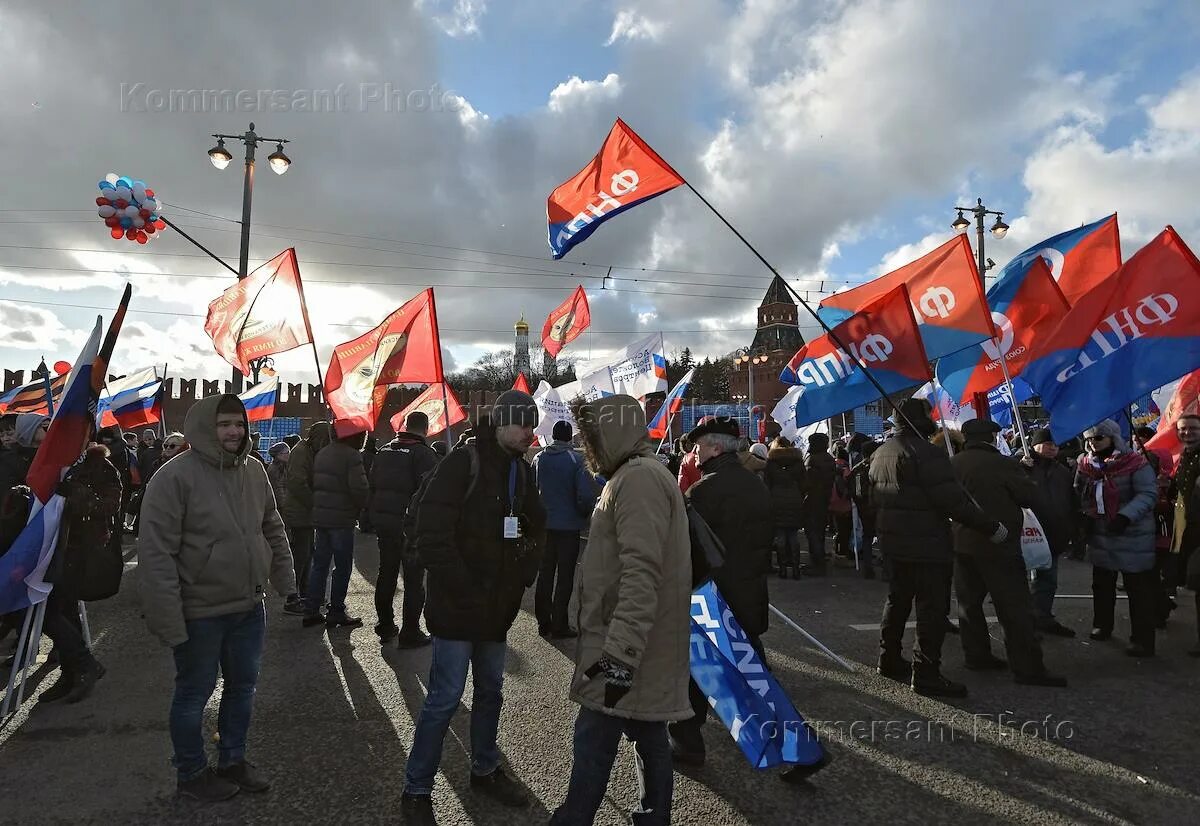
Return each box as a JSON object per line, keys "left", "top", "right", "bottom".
{"left": 125, "top": 228, "right": 137, "bottom": 240}
{"left": 115, "top": 199, "right": 128, "bottom": 209}
{"left": 144, "top": 222, "right": 156, "bottom": 234}
{"left": 110, "top": 227, "right": 124, "bottom": 239}
{"left": 139, "top": 208, "right": 151, "bottom": 219}
{"left": 53, "top": 361, "right": 71, "bottom": 375}
{"left": 145, "top": 188, "right": 154, "bottom": 197}
{"left": 104, "top": 216, "right": 119, "bottom": 227}
{"left": 154, "top": 219, "right": 166, "bottom": 230}
{"left": 96, "top": 196, "right": 110, "bottom": 206}
{"left": 135, "top": 231, "right": 148, "bottom": 244}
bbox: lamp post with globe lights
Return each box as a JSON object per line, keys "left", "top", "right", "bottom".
{"left": 734, "top": 347, "right": 769, "bottom": 440}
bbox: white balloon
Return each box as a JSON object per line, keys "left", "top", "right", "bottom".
{"left": 133, "top": 217, "right": 145, "bottom": 228}
{"left": 141, "top": 197, "right": 157, "bottom": 212}
{"left": 132, "top": 183, "right": 147, "bottom": 203}
{"left": 124, "top": 205, "right": 140, "bottom": 218}
{"left": 115, "top": 186, "right": 132, "bottom": 202}
{"left": 105, "top": 172, "right": 119, "bottom": 185}
{"left": 98, "top": 205, "right": 116, "bottom": 218}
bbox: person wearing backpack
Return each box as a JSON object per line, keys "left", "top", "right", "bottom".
{"left": 531, "top": 420, "right": 598, "bottom": 639}
{"left": 401, "top": 391, "right": 546, "bottom": 822}
{"left": 369, "top": 411, "right": 438, "bottom": 648}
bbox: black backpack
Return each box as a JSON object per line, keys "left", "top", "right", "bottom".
{"left": 401, "top": 444, "right": 480, "bottom": 564}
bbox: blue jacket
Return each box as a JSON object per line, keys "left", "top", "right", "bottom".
{"left": 532, "top": 442, "right": 597, "bottom": 532}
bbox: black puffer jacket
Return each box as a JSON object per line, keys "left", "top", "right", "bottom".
{"left": 414, "top": 416, "right": 546, "bottom": 642}
{"left": 689, "top": 451, "right": 774, "bottom": 636}
{"left": 805, "top": 448, "right": 836, "bottom": 515}
{"left": 48, "top": 445, "right": 123, "bottom": 599}
{"left": 763, "top": 446, "right": 806, "bottom": 529}
{"left": 869, "top": 427, "right": 997, "bottom": 563}
{"left": 311, "top": 439, "right": 369, "bottom": 529}
{"left": 951, "top": 442, "right": 1043, "bottom": 558}
{"left": 1024, "top": 455, "right": 1079, "bottom": 555}
{"left": 369, "top": 432, "right": 438, "bottom": 535}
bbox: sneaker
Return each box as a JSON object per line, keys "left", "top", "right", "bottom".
{"left": 1014, "top": 671, "right": 1068, "bottom": 687}
{"left": 912, "top": 673, "right": 968, "bottom": 698}
{"left": 375, "top": 622, "right": 400, "bottom": 643}
{"left": 469, "top": 766, "right": 528, "bottom": 808}
{"left": 1037, "top": 621, "right": 1077, "bottom": 638}
{"left": 964, "top": 655, "right": 1008, "bottom": 672}
{"left": 215, "top": 761, "right": 271, "bottom": 792}
{"left": 549, "top": 627, "right": 579, "bottom": 640}
{"left": 876, "top": 657, "right": 912, "bottom": 683}
{"left": 1125, "top": 644, "right": 1155, "bottom": 658}
{"left": 397, "top": 629, "right": 432, "bottom": 649}
{"left": 1089, "top": 628, "right": 1112, "bottom": 641}
{"left": 400, "top": 792, "right": 438, "bottom": 825}
{"left": 283, "top": 596, "right": 306, "bottom": 616}
{"left": 64, "top": 660, "right": 105, "bottom": 704}
{"left": 326, "top": 611, "right": 364, "bottom": 629}
{"left": 38, "top": 672, "right": 75, "bottom": 704}
{"left": 177, "top": 767, "right": 241, "bottom": 802}
{"left": 302, "top": 612, "right": 326, "bottom": 628}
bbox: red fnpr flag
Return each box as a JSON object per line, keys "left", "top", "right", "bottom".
{"left": 542, "top": 285, "right": 591, "bottom": 358}
{"left": 390, "top": 382, "right": 466, "bottom": 437}
{"left": 547, "top": 119, "right": 685, "bottom": 259}
{"left": 325, "top": 289, "right": 445, "bottom": 434}
{"left": 204, "top": 248, "right": 314, "bottom": 375}
{"left": 512, "top": 372, "right": 532, "bottom": 394}
{"left": 1146, "top": 369, "right": 1200, "bottom": 465}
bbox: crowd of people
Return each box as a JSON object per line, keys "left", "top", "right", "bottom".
{"left": 2, "top": 390, "right": 1199, "bottom": 824}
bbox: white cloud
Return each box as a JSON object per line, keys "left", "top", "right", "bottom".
{"left": 547, "top": 73, "right": 622, "bottom": 113}
{"left": 605, "top": 10, "right": 665, "bottom": 46}
{"left": 416, "top": 0, "right": 487, "bottom": 37}
{"left": 0, "top": 301, "right": 84, "bottom": 352}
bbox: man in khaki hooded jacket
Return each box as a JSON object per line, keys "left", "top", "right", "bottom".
{"left": 552, "top": 395, "right": 692, "bottom": 826}
{"left": 138, "top": 394, "right": 295, "bottom": 802}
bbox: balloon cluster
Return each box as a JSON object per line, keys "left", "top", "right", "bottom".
{"left": 96, "top": 173, "right": 166, "bottom": 244}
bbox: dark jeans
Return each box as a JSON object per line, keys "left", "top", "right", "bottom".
{"left": 306, "top": 527, "right": 355, "bottom": 613}
{"left": 290, "top": 526, "right": 313, "bottom": 600}
{"left": 404, "top": 638, "right": 506, "bottom": 796}
{"left": 169, "top": 603, "right": 266, "bottom": 782}
{"left": 41, "top": 590, "right": 91, "bottom": 674}
{"left": 1030, "top": 553, "right": 1061, "bottom": 625}
{"left": 551, "top": 707, "right": 673, "bottom": 826}
{"left": 1093, "top": 566, "right": 1157, "bottom": 651}
{"left": 805, "top": 506, "right": 829, "bottom": 565}
{"left": 535, "top": 530, "right": 581, "bottom": 631}
{"left": 834, "top": 512, "right": 853, "bottom": 558}
{"left": 880, "top": 559, "right": 952, "bottom": 674}
{"left": 374, "top": 528, "right": 425, "bottom": 632}
{"left": 956, "top": 553, "right": 1045, "bottom": 676}
{"left": 775, "top": 528, "right": 802, "bottom": 570}
{"left": 857, "top": 508, "right": 877, "bottom": 563}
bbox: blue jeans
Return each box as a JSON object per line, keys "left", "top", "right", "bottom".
{"left": 169, "top": 603, "right": 266, "bottom": 782}
{"left": 551, "top": 708, "right": 673, "bottom": 825}
{"left": 1031, "top": 553, "right": 1060, "bottom": 625}
{"left": 306, "top": 527, "right": 355, "bottom": 613}
{"left": 403, "top": 638, "right": 507, "bottom": 796}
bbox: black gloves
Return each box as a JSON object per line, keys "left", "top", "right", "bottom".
{"left": 584, "top": 656, "right": 634, "bottom": 708}
{"left": 1109, "top": 514, "right": 1131, "bottom": 535}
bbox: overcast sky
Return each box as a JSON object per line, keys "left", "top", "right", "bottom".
{"left": 1, "top": 0, "right": 1198, "bottom": 386}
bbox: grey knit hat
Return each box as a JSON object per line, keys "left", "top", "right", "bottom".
{"left": 491, "top": 390, "right": 539, "bottom": 428}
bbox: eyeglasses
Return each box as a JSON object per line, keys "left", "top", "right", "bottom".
{"left": 163, "top": 443, "right": 182, "bottom": 451}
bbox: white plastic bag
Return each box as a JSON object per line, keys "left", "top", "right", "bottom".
{"left": 1021, "top": 508, "right": 1053, "bottom": 571}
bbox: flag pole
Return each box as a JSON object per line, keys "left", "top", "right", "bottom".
{"left": 41, "top": 370, "right": 55, "bottom": 418}
{"left": 996, "top": 356, "right": 1031, "bottom": 455}
{"left": 930, "top": 370, "right": 957, "bottom": 458}
{"left": 679, "top": 181, "right": 923, "bottom": 435}
{"left": 158, "top": 362, "right": 170, "bottom": 437}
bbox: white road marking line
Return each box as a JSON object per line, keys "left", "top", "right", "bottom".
{"left": 849, "top": 617, "right": 999, "bottom": 631}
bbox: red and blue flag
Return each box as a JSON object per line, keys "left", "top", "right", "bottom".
{"left": 818, "top": 234, "right": 994, "bottom": 360}
{"left": 648, "top": 368, "right": 695, "bottom": 439}
{"left": 934, "top": 257, "right": 1069, "bottom": 405}
{"left": 1023, "top": 227, "right": 1200, "bottom": 441}
{"left": 547, "top": 118, "right": 685, "bottom": 259}
{"left": 783, "top": 285, "right": 931, "bottom": 427}
{"left": 1000, "top": 214, "right": 1121, "bottom": 307}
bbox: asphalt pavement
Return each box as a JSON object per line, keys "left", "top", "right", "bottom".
{"left": 2, "top": 535, "right": 1198, "bottom": 825}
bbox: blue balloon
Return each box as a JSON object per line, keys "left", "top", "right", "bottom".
{"left": 119, "top": 216, "right": 132, "bottom": 228}
{"left": 98, "top": 180, "right": 115, "bottom": 191}
{"left": 148, "top": 212, "right": 158, "bottom": 222}
{"left": 116, "top": 176, "right": 132, "bottom": 188}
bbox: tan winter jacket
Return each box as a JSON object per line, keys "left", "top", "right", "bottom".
{"left": 137, "top": 394, "right": 295, "bottom": 647}
{"left": 569, "top": 394, "right": 693, "bottom": 721}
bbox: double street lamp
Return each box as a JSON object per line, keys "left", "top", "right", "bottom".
{"left": 952, "top": 197, "right": 1009, "bottom": 276}
{"left": 734, "top": 347, "right": 768, "bottom": 436}
{"left": 206, "top": 123, "right": 292, "bottom": 391}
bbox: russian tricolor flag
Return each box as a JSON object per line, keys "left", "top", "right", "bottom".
{"left": 648, "top": 368, "right": 694, "bottom": 439}
{"left": 98, "top": 365, "right": 163, "bottom": 429}
{"left": 238, "top": 376, "right": 278, "bottom": 422}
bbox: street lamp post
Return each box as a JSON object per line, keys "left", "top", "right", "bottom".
{"left": 951, "top": 198, "right": 1030, "bottom": 451}
{"left": 208, "top": 123, "right": 292, "bottom": 392}
{"left": 734, "top": 347, "right": 768, "bottom": 440}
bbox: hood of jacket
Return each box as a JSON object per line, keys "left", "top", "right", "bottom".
{"left": 384, "top": 431, "right": 427, "bottom": 450}
{"left": 14, "top": 413, "right": 49, "bottom": 448}
{"left": 306, "top": 420, "right": 332, "bottom": 452}
{"left": 183, "top": 394, "right": 252, "bottom": 470}
{"left": 767, "top": 445, "right": 802, "bottom": 465}
{"left": 544, "top": 440, "right": 574, "bottom": 455}
{"left": 578, "top": 394, "right": 653, "bottom": 477}
{"left": 738, "top": 451, "right": 766, "bottom": 472}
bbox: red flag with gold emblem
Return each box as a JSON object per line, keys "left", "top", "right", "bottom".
{"left": 325, "top": 289, "right": 445, "bottom": 434}
{"left": 541, "top": 285, "right": 591, "bottom": 358}
{"left": 389, "top": 382, "right": 466, "bottom": 437}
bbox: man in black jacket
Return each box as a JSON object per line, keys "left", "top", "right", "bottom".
{"left": 952, "top": 419, "right": 1066, "bottom": 688}
{"left": 671, "top": 416, "right": 774, "bottom": 765}
{"left": 1024, "top": 428, "right": 1079, "bottom": 637}
{"left": 401, "top": 391, "right": 546, "bottom": 822}
{"left": 869, "top": 399, "right": 1004, "bottom": 698}
{"left": 370, "top": 411, "right": 439, "bottom": 647}
{"left": 803, "top": 433, "right": 836, "bottom": 575}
